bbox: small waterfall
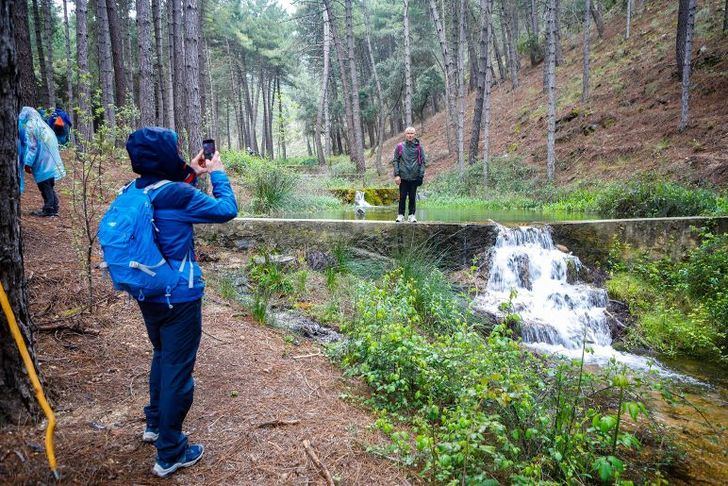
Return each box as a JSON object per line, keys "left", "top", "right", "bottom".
{"left": 475, "top": 225, "right": 691, "bottom": 377}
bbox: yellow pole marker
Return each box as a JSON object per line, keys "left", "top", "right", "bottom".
{"left": 0, "top": 283, "right": 59, "bottom": 480}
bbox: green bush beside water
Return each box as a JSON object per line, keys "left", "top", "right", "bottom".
{"left": 608, "top": 232, "right": 728, "bottom": 360}
{"left": 334, "top": 264, "right": 672, "bottom": 483}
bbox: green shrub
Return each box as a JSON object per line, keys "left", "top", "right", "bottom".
{"left": 242, "top": 160, "right": 298, "bottom": 214}
{"left": 339, "top": 269, "right": 667, "bottom": 483}
{"left": 595, "top": 180, "right": 719, "bottom": 218}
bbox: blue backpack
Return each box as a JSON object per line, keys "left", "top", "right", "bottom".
{"left": 98, "top": 180, "right": 180, "bottom": 306}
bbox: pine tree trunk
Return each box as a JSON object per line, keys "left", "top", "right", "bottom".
{"left": 492, "top": 29, "right": 506, "bottom": 82}
{"left": 678, "top": 0, "right": 696, "bottom": 132}
{"left": 468, "top": 0, "right": 493, "bottom": 166}
{"left": 501, "top": 0, "right": 519, "bottom": 89}
{"left": 198, "top": 1, "right": 209, "bottom": 136}
{"left": 41, "top": 0, "right": 55, "bottom": 106}
{"left": 528, "top": 0, "right": 542, "bottom": 66}
{"left": 106, "top": 0, "right": 127, "bottom": 106}
{"left": 546, "top": 0, "right": 557, "bottom": 181}
{"left": 13, "top": 0, "right": 37, "bottom": 107}
{"left": 403, "top": 0, "right": 413, "bottom": 127}
{"left": 626, "top": 0, "right": 632, "bottom": 39}
{"left": 75, "top": 0, "right": 93, "bottom": 145}
{"left": 184, "top": 0, "right": 202, "bottom": 156}
{"left": 96, "top": 0, "right": 116, "bottom": 129}
{"left": 724, "top": 0, "right": 728, "bottom": 32}
{"left": 137, "top": 0, "right": 155, "bottom": 126}
{"left": 0, "top": 0, "right": 38, "bottom": 419}
{"left": 315, "top": 8, "right": 331, "bottom": 166}
{"left": 277, "top": 76, "right": 286, "bottom": 160}
{"left": 323, "top": 0, "right": 356, "bottom": 162}
{"left": 482, "top": 19, "right": 494, "bottom": 189}
{"left": 62, "top": 0, "right": 74, "bottom": 121}
{"left": 363, "top": 0, "right": 385, "bottom": 175}
{"left": 582, "top": 0, "right": 591, "bottom": 102}
{"left": 152, "top": 0, "right": 165, "bottom": 125}
{"left": 456, "top": 0, "right": 466, "bottom": 174}
{"left": 591, "top": 0, "right": 605, "bottom": 38}
{"left": 429, "top": 0, "right": 458, "bottom": 159}
{"left": 676, "top": 0, "right": 691, "bottom": 79}
{"left": 345, "top": 0, "right": 366, "bottom": 173}
{"left": 165, "top": 0, "right": 176, "bottom": 129}
{"left": 31, "top": 0, "right": 49, "bottom": 107}
{"left": 172, "top": 0, "right": 186, "bottom": 133}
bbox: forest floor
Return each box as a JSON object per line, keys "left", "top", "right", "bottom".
{"left": 0, "top": 171, "right": 412, "bottom": 484}
{"left": 375, "top": 0, "right": 728, "bottom": 187}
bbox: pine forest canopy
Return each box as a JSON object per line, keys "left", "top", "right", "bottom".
{"left": 15, "top": 0, "right": 711, "bottom": 176}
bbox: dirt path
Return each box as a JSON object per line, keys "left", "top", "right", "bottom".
{"left": 0, "top": 170, "right": 410, "bottom": 484}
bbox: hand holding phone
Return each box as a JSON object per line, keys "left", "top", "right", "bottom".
{"left": 203, "top": 139, "right": 216, "bottom": 162}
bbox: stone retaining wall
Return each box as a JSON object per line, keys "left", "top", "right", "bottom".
{"left": 199, "top": 216, "right": 728, "bottom": 268}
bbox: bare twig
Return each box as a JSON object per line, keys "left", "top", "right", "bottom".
{"left": 292, "top": 352, "right": 322, "bottom": 360}
{"left": 257, "top": 419, "right": 301, "bottom": 428}
{"left": 302, "top": 440, "right": 335, "bottom": 486}
{"left": 202, "top": 329, "right": 231, "bottom": 344}
{"left": 604, "top": 309, "right": 627, "bottom": 329}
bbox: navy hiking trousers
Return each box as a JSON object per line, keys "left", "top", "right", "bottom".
{"left": 138, "top": 299, "right": 202, "bottom": 463}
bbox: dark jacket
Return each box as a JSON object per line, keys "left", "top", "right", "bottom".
{"left": 392, "top": 139, "right": 426, "bottom": 181}
{"left": 126, "top": 127, "right": 238, "bottom": 304}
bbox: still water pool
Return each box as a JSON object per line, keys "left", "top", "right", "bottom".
{"left": 284, "top": 205, "right": 601, "bottom": 223}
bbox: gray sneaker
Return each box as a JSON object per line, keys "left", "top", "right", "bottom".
{"left": 152, "top": 444, "right": 205, "bottom": 478}
{"left": 395, "top": 214, "right": 404, "bottom": 223}
{"left": 142, "top": 427, "right": 159, "bottom": 443}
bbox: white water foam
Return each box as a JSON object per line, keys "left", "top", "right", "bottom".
{"left": 474, "top": 225, "right": 695, "bottom": 381}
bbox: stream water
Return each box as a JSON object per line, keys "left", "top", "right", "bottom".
{"left": 474, "top": 225, "right": 727, "bottom": 483}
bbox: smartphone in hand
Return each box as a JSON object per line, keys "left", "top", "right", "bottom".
{"left": 202, "top": 139, "right": 216, "bottom": 164}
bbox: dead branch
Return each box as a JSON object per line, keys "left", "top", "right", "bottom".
{"left": 256, "top": 419, "right": 301, "bottom": 428}
{"left": 292, "top": 352, "right": 323, "bottom": 360}
{"left": 302, "top": 439, "right": 335, "bottom": 486}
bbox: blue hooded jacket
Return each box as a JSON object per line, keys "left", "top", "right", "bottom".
{"left": 126, "top": 127, "right": 238, "bottom": 304}
{"left": 18, "top": 107, "right": 66, "bottom": 192}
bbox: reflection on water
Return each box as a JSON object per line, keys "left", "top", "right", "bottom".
{"left": 283, "top": 205, "right": 601, "bottom": 223}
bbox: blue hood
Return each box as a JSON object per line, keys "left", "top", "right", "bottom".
{"left": 126, "top": 127, "right": 192, "bottom": 183}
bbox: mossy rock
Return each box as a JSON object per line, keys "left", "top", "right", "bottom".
{"left": 328, "top": 187, "right": 399, "bottom": 205}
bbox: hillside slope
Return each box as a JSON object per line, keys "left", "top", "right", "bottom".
{"left": 374, "top": 0, "right": 728, "bottom": 187}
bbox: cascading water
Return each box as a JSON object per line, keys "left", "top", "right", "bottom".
{"left": 475, "top": 225, "right": 684, "bottom": 375}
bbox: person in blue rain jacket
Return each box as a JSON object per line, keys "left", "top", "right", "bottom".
{"left": 18, "top": 107, "right": 66, "bottom": 217}
{"left": 125, "top": 127, "right": 238, "bottom": 477}
{"left": 46, "top": 107, "right": 73, "bottom": 146}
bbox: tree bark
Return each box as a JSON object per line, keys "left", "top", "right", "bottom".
{"left": 41, "top": 0, "right": 55, "bottom": 106}
{"left": 345, "top": 0, "right": 366, "bottom": 173}
{"left": 582, "top": 0, "right": 591, "bottom": 102}
{"left": 428, "top": 0, "right": 458, "bottom": 159}
{"left": 528, "top": 0, "right": 542, "bottom": 66}
{"left": 482, "top": 21, "right": 494, "bottom": 189}
{"left": 315, "top": 8, "right": 331, "bottom": 166}
{"left": 501, "top": 0, "right": 519, "bottom": 89}
{"left": 403, "top": 0, "right": 413, "bottom": 127}
{"left": 676, "top": 0, "right": 691, "bottom": 79}
{"left": 75, "top": 0, "right": 92, "bottom": 145}
{"left": 31, "top": 0, "right": 49, "bottom": 107}
{"left": 198, "top": 0, "right": 209, "bottom": 136}
{"left": 184, "top": 0, "right": 202, "bottom": 156}
{"left": 555, "top": 0, "right": 564, "bottom": 65}
{"left": 591, "top": 0, "right": 605, "bottom": 38}
{"left": 106, "top": 0, "right": 127, "bottom": 106}
{"left": 363, "top": 0, "right": 385, "bottom": 175}
{"left": 468, "top": 0, "right": 493, "bottom": 166}
{"left": 724, "top": 0, "right": 728, "bottom": 32}
{"left": 626, "top": 0, "right": 632, "bottom": 39}
{"left": 546, "top": 0, "right": 557, "bottom": 181}
{"left": 323, "top": 0, "right": 356, "bottom": 162}
{"left": 152, "top": 0, "right": 166, "bottom": 125}
{"left": 491, "top": 28, "right": 506, "bottom": 82}
{"left": 62, "top": 0, "right": 74, "bottom": 120}
{"left": 137, "top": 0, "right": 155, "bottom": 126}
{"left": 165, "top": 0, "right": 176, "bottom": 129}
{"left": 0, "top": 0, "right": 38, "bottom": 420}
{"left": 456, "top": 0, "right": 466, "bottom": 174}
{"left": 678, "top": 0, "right": 696, "bottom": 131}
{"left": 96, "top": 0, "right": 116, "bottom": 129}
{"left": 13, "top": 0, "right": 37, "bottom": 107}
{"left": 277, "top": 75, "right": 285, "bottom": 160}
{"left": 172, "top": 0, "right": 186, "bottom": 133}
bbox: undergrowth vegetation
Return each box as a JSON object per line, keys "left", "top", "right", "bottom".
{"left": 608, "top": 232, "right": 728, "bottom": 361}
{"left": 333, "top": 262, "right": 678, "bottom": 483}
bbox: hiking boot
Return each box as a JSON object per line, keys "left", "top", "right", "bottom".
{"left": 142, "top": 427, "right": 159, "bottom": 443}
{"left": 408, "top": 215, "right": 417, "bottom": 223}
{"left": 395, "top": 214, "right": 404, "bottom": 223}
{"left": 152, "top": 444, "right": 204, "bottom": 478}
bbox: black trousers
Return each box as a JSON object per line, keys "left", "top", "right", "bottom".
{"left": 36, "top": 178, "right": 59, "bottom": 214}
{"left": 398, "top": 179, "right": 418, "bottom": 216}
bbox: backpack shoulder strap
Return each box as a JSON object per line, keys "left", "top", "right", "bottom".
{"left": 396, "top": 143, "right": 403, "bottom": 158}
{"left": 143, "top": 179, "right": 172, "bottom": 194}
{"left": 118, "top": 180, "right": 135, "bottom": 195}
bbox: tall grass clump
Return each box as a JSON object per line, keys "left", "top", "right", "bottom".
{"left": 608, "top": 232, "right": 728, "bottom": 360}
{"left": 595, "top": 180, "right": 720, "bottom": 218}
{"left": 339, "top": 268, "right": 676, "bottom": 483}
{"left": 242, "top": 159, "right": 298, "bottom": 214}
